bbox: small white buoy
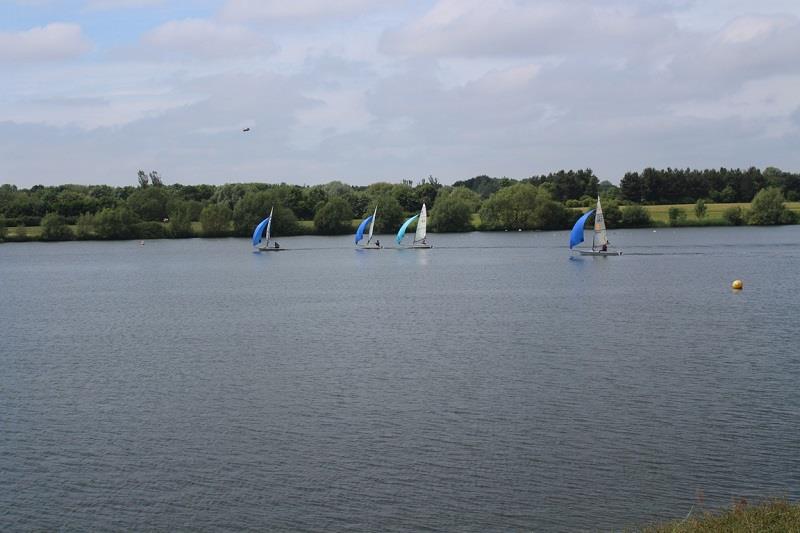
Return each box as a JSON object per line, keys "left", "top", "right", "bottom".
{"left": 518, "top": 228, "right": 522, "bottom": 232}
{"left": 139, "top": 240, "right": 145, "bottom": 246}
{"left": 731, "top": 279, "right": 743, "bottom": 290}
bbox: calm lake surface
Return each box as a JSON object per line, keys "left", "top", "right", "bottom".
{"left": 2, "top": 227, "right": 799, "bottom": 531}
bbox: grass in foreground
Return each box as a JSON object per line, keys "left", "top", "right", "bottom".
{"left": 641, "top": 499, "right": 800, "bottom": 533}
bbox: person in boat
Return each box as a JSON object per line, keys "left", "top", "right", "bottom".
{"left": 375, "top": 239, "right": 381, "bottom": 248}
{"left": 274, "top": 242, "right": 280, "bottom": 249}
{"left": 601, "top": 243, "right": 607, "bottom": 252}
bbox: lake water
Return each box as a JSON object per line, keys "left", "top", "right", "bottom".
{"left": 2, "top": 227, "right": 799, "bottom": 531}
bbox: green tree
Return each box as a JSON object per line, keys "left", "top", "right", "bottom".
{"left": 199, "top": 203, "right": 232, "bottom": 237}
{"left": 232, "top": 191, "right": 298, "bottom": 237}
{"left": 75, "top": 213, "right": 94, "bottom": 239}
{"left": 479, "top": 183, "right": 540, "bottom": 230}
{"left": 127, "top": 186, "right": 171, "bottom": 221}
{"left": 534, "top": 199, "right": 570, "bottom": 230}
{"left": 748, "top": 187, "right": 795, "bottom": 225}
{"left": 371, "top": 194, "right": 404, "bottom": 233}
{"left": 694, "top": 199, "right": 707, "bottom": 219}
{"left": 40, "top": 212, "right": 74, "bottom": 241}
{"left": 668, "top": 207, "right": 686, "bottom": 226}
{"left": 94, "top": 206, "right": 138, "bottom": 239}
{"left": 0, "top": 216, "right": 6, "bottom": 241}
{"left": 430, "top": 189, "right": 474, "bottom": 232}
{"left": 314, "top": 197, "right": 353, "bottom": 234}
{"left": 168, "top": 201, "right": 193, "bottom": 237}
{"left": 620, "top": 205, "right": 653, "bottom": 228}
{"left": 723, "top": 206, "right": 746, "bottom": 226}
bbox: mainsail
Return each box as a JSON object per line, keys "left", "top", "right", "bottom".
{"left": 592, "top": 197, "right": 608, "bottom": 250}
{"left": 355, "top": 215, "right": 373, "bottom": 244}
{"left": 569, "top": 209, "right": 595, "bottom": 249}
{"left": 414, "top": 204, "right": 427, "bottom": 244}
{"left": 367, "top": 205, "right": 377, "bottom": 244}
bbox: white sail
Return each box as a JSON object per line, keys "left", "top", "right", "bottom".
{"left": 264, "top": 206, "right": 273, "bottom": 247}
{"left": 414, "top": 204, "right": 427, "bottom": 243}
{"left": 367, "top": 205, "right": 377, "bottom": 244}
{"left": 593, "top": 197, "right": 608, "bottom": 250}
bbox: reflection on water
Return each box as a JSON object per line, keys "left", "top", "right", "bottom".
{"left": 1, "top": 226, "right": 799, "bottom": 531}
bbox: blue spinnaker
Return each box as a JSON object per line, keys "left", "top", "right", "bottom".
{"left": 252, "top": 217, "right": 270, "bottom": 246}
{"left": 569, "top": 209, "right": 595, "bottom": 249}
{"left": 396, "top": 214, "right": 419, "bottom": 244}
{"left": 355, "top": 215, "right": 373, "bottom": 244}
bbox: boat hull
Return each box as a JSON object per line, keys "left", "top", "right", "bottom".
{"left": 577, "top": 250, "right": 622, "bottom": 256}
{"left": 404, "top": 244, "right": 432, "bottom": 249}
{"left": 357, "top": 245, "right": 382, "bottom": 250}
{"left": 256, "top": 247, "right": 285, "bottom": 252}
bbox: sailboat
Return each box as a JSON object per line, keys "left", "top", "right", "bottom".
{"left": 396, "top": 203, "right": 432, "bottom": 249}
{"left": 569, "top": 197, "right": 622, "bottom": 256}
{"left": 252, "top": 206, "right": 283, "bottom": 252}
{"left": 355, "top": 205, "right": 382, "bottom": 249}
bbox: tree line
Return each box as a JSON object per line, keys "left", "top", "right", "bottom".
{"left": 0, "top": 167, "right": 797, "bottom": 242}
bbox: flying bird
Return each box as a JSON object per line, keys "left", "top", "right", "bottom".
{"left": 242, "top": 127, "right": 250, "bottom": 132}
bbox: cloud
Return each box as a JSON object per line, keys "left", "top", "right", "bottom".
{"left": 220, "top": 0, "right": 391, "bottom": 22}
{"left": 380, "top": 0, "right": 676, "bottom": 58}
{"left": 0, "top": 23, "right": 91, "bottom": 63}
{"left": 141, "top": 19, "right": 277, "bottom": 59}
{"left": 84, "top": 0, "right": 163, "bottom": 9}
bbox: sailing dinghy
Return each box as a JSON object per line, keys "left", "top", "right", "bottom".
{"left": 253, "top": 206, "right": 283, "bottom": 252}
{"left": 355, "top": 206, "right": 382, "bottom": 249}
{"left": 396, "top": 203, "right": 432, "bottom": 249}
{"left": 570, "top": 197, "right": 621, "bottom": 256}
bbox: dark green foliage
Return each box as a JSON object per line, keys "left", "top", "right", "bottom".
{"left": 528, "top": 168, "right": 598, "bottom": 202}
{"left": 133, "top": 221, "right": 167, "bottom": 239}
{"left": 0, "top": 216, "right": 6, "bottom": 241}
{"left": 620, "top": 204, "right": 652, "bottom": 228}
{"left": 314, "top": 197, "right": 353, "bottom": 235}
{"left": 232, "top": 191, "right": 298, "bottom": 237}
{"left": 430, "top": 188, "right": 475, "bottom": 232}
{"left": 75, "top": 213, "right": 94, "bottom": 239}
{"left": 127, "top": 186, "right": 171, "bottom": 221}
{"left": 94, "top": 206, "right": 138, "bottom": 240}
{"left": 534, "top": 200, "right": 570, "bottom": 230}
{"left": 479, "top": 183, "right": 541, "bottom": 230}
{"left": 199, "top": 203, "right": 232, "bottom": 237}
{"left": 168, "top": 201, "right": 193, "bottom": 238}
{"left": 723, "top": 206, "right": 746, "bottom": 226}
{"left": 368, "top": 194, "right": 403, "bottom": 233}
{"left": 668, "top": 207, "right": 687, "bottom": 226}
{"left": 40, "top": 212, "right": 73, "bottom": 241}
{"left": 452, "top": 175, "right": 516, "bottom": 198}
{"left": 694, "top": 199, "right": 707, "bottom": 219}
{"left": 748, "top": 187, "right": 796, "bottom": 225}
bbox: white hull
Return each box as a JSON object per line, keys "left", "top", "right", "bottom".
{"left": 357, "top": 244, "right": 382, "bottom": 249}
{"left": 404, "top": 243, "right": 432, "bottom": 249}
{"left": 577, "top": 249, "right": 622, "bottom": 256}
{"left": 257, "top": 246, "right": 285, "bottom": 252}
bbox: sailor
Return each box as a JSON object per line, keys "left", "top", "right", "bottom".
{"left": 274, "top": 242, "right": 280, "bottom": 249}
{"left": 601, "top": 243, "right": 607, "bottom": 252}
{"left": 375, "top": 239, "right": 381, "bottom": 248}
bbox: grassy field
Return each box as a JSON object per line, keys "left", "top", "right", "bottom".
{"left": 643, "top": 202, "right": 800, "bottom": 224}
{"left": 641, "top": 499, "right": 800, "bottom": 532}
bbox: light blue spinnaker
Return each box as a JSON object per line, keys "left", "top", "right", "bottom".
{"left": 355, "top": 215, "right": 373, "bottom": 244}
{"left": 252, "top": 216, "right": 270, "bottom": 246}
{"left": 396, "top": 214, "right": 419, "bottom": 244}
{"left": 569, "top": 209, "right": 595, "bottom": 249}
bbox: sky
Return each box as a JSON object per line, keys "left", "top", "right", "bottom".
{"left": 2, "top": 0, "right": 800, "bottom": 187}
